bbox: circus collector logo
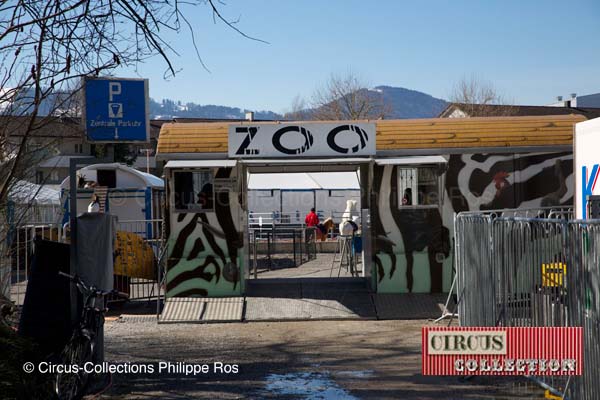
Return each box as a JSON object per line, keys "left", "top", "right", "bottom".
{"left": 422, "top": 327, "right": 582, "bottom": 376}
{"left": 229, "top": 123, "right": 375, "bottom": 158}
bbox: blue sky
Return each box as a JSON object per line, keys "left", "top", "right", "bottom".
{"left": 121, "top": 0, "right": 600, "bottom": 113}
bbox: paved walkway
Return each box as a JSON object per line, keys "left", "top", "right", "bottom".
{"left": 157, "top": 278, "right": 452, "bottom": 323}
{"left": 253, "top": 253, "right": 359, "bottom": 279}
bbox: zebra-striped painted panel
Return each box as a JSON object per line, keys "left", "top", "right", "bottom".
{"left": 372, "top": 151, "right": 573, "bottom": 294}
{"left": 165, "top": 167, "right": 243, "bottom": 297}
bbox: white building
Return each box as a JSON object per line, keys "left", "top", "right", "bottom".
{"left": 547, "top": 92, "right": 600, "bottom": 108}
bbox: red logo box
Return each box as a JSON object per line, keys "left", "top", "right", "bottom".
{"left": 422, "top": 327, "right": 582, "bottom": 376}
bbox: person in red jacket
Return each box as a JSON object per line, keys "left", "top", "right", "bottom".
{"left": 305, "top": 207, "right": 320, "bottom": 244}
{"left": 305, "top": 207, "right": 319, "bottom": 227}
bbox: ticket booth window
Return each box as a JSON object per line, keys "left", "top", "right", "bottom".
{"left": 398, "top": 166, "right": 440, "bottom": 208}
{"left": 173, "top": 170, "right": 214, "bottom": 212}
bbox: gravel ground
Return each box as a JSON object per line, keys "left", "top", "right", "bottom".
{"left": 101, "top": 318, "right": 544, "bottom": 399}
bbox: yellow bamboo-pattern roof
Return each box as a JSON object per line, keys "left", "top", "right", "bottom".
{"left": 157, "top": 115, "right": 585, "bottom": 156}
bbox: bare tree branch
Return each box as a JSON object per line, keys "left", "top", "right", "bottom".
{"left": 449, "top": 74, "right": 515, "bottom": 117}
{"left": 310, "top": 73, "right": 390, "bottom": 120}
{"left": 283, "top": 95, "right": 310, "bottom": 121}
{"left": 206, "top": 0, "right": 269, "bottom": 44}
{"left": 0, "top": 0, "right": 267, "bottom": 207}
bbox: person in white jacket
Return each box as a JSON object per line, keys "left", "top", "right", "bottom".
{"left": 88, "top": 194, "right": 100, "bottom": 213}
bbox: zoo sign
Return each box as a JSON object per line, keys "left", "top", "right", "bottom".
{"left": 228, "top": 123, "right": 376, "bottom": 158}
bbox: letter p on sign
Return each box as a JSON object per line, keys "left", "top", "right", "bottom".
{"left": 109, "top": 82, "right": 121, "bottom": 101}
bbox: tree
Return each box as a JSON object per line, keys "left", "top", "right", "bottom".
{"left": 449, "top": 75, "right": 515, "bottom": 117}
{"left": 283, "top": 95, "right": 311, "bottom": 120}
{"left": 0, "top": 0, "right": 265, "bottom": 205}
{"left": 0, "top": 0, "right": 263, "bottom": 300}
{"left": 296, "top": 72, "right": 390, "bottom": 121}
{"left": 313, "top": 73, "right": 390, "bottom": 120}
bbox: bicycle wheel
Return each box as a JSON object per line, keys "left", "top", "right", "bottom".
{"left": 55, "top": 331, "right": 94, "bottom": 400}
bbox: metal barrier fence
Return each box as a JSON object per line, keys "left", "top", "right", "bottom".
{"left": 249, "top": 226, "right": 316, "bottom": 278}
{"left": 249, "top": 211, "right": 360, "bottom": 224}
{"left": 114, "top": 219, "right": 163, "bottom": 301}
{"left": 249, "top": 212, "right": 305, "bottom": 225}
{"left": 1, "top": 216, "right": 164, "bottom": 305}
{"left": 1, "top": 222, "right": 65, "bottom": 305}
{"left": 455, "top": 207, "right": 599, "bottom": 399}
{"left": 248, "top": 211, "right": 360, "bottom": 240}
{"left": 0, "top": 203, "right": 64, "bottom": 300}
{"left": 567, "top": 222, "right": 600, "bottom": 400}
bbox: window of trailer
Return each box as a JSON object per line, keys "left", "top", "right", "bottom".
{"left": 397, "top": 166, "right": 440, "bottom": 208}
{"left": 173, "top": 170, "right": 215, "bottom": 212}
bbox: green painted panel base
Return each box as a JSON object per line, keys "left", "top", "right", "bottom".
{"left": 374, "top": 251, "right": 452, "bottom": 294}
{"left": 166, "top": 256, "right": 242, "bottom": 298}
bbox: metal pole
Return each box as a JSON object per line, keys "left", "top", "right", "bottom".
{"left": 140, "top": 148, "right": 152, "bottom": 173}
{"left": 293, "top": 230, "right": 297, "bottom": 267}
{"left": 253, "top": 231, "right": 257, "bottom": 279}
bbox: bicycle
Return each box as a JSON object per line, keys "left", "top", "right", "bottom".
{"left": 55, "top": 272, "right": 121, "bottom": 400}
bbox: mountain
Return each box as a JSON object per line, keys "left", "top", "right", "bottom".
{"left": 149, "top": 98, "right": 282, "bottom": 120}
{"left": 2, "top": 85, "right": 447, "bottom": 119}
{"left": 150, "top": 86, "right": 448, "bottom": 120}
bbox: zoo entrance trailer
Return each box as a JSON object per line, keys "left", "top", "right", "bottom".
{"left": 155, "top": 115, "right": 584, "bottom": 299}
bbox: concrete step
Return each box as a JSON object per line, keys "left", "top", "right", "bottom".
{"left": 244, "top": 278, "right": 375, "bottom": 321}
{"left": 156, "top": 286, "right": 451, "bottom": 323}
{"left": 244, "top": 295, "right": 376, "bottom": 321}
{"left": 246, "top": 277, "right": 370, "bottom": 300}
{"left": 158, "top": 297, "right": 244, "bottom": 323}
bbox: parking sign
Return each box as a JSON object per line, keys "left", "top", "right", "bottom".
{"left": 83, "top": 77, "right": 149, "bottom": 142}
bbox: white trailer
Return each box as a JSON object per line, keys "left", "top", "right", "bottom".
{"left": 60, "top": 163, "right": 164, "bottom": 237}
{"left": 575, "top": 117, "right": 600, "bottom": 219}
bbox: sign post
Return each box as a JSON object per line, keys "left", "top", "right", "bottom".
{"left": 76, "top": 76, "right": 149, "bottom": 364}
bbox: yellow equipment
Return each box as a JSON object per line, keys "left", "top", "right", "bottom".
{"left": 114, "top": 231, "right": 156, "bottom": 280}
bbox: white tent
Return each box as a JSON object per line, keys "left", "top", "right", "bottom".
{"left": 247, "top": 172, "right": 361, "bottom": 222}
{"left": 248, "top": 172, "right": 360, "bottom": 190}
{"left": 9, "top": 180, "right": 61, "bottom": 205}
